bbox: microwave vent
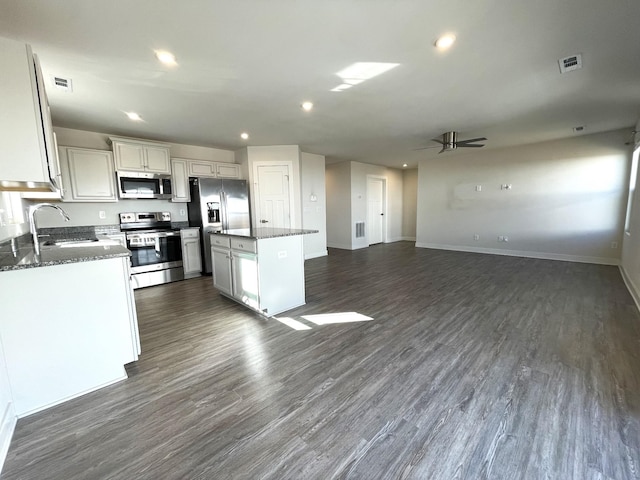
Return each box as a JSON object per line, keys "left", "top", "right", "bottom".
{"left": 51, "top": 76, "right": 73, "bottom": 92}
{"left": 558, "top": 54, "right": 582, "bottom": 74}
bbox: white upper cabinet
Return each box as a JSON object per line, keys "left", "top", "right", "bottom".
{"left": 188, "top": 160, "right": 217, "bottom": 177}
{"left": 187, "top": 159, "right": 241, "bottom": 179}
{"left": 59, "top": 147, "right": 117, "bottom": 202}
{"left": 0, "top": 38, "right": 60, "bottom": 191}
{"left": 110, "top": 137, "right": 171, "bottom": 174}
{"left": 170, "top": 158, "right": 191, "bottom": 202}
{"left": 216, "top": 163, "right": 241, "bottom": 178}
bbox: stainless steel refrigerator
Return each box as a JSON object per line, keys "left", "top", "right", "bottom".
{"left": 187, "top": 177, "right": 251, "bottom": 274}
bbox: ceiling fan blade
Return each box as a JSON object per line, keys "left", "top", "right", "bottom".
{"left": 412, "top": 145, "right": 442, "bottom": 151}
{"left": 458, "top": 143, "right": 485, "bottom": 148}
{"left": 438, "top": 145, "right": 447, "bottom": 153}
{"left": 431, "top": 138, "right": 444, "bottom": 145}
{"left": 457, "top": 137, "right": 487, "bottom": 144}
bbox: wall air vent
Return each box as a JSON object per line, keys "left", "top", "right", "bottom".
{"left": 355, "top": 222, "right": 365, "bottom": 238}
{"left": 558, "top": 54, "right": 583, "bottom": 74}
{"left": 51, "top": 76, "right": 73, "bottom": 92}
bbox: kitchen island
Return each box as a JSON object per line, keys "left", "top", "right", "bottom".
{"left": 0, "top": 236, "right": 139, "bottom": 417}
{"left": 211, "top": 227, "right": 318, "bottom": 316}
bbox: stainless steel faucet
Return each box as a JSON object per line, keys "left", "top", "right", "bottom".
{"left": 28, "top": 203, "right": 70, "bottom": 256}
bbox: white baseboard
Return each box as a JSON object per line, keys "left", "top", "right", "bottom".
{"left": 620, "top": 266, "right": 640, "bottom": 312}
{"left": 0, "top": 402, "right": 17, "bottom": 477}
{"left": 326, "top": 242, "right": 354, "bottom": 250}
{"left": 385, "top": 237, "right": 412, "bottom": 243}
{"left": 415, "top": 242, "right": 620, "bottom": 266}
{"left": 326, "top": 242, "right": 370, "bottom": 250}
{"left": 16, "top": 373, "right": 127, "bottom": 418}
{"left": 304, "top": 250, "right": 328, "bottom": 260}
{"left": 400, "top": 236, "right": 416, "bottom": 242}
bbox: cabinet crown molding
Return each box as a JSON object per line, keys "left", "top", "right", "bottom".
{"left": 108, "top": 136, "right": 171, "bottom": 148}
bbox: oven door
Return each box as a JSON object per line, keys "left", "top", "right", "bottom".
{"left": 127, "top": 232, "right": 183, "bottom": 274}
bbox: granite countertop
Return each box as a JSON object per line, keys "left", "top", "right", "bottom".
{"left": 0, "top": 234, "right": 130, "bottom": 272}
{"left": 214, "top": 227, "right": 319, "bottom": 239}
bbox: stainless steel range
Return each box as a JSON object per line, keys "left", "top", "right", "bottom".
{"left": 120, "top": 212, "right": 183, "bottom": 289}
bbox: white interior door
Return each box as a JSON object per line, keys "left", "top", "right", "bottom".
{"left": 367, "top": 177, "right": 385, "bottom": 245}
{"left": 256, "top": 164, "right": 291, "bottom": 228}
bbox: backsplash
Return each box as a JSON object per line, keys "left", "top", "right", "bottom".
{"left": 0, "top": 192, "right": 28, "bottom": 243}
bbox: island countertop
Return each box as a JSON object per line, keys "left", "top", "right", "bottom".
{"left": 213, "top": 227, "right": 319, "bottom": 240}
{"left": 0, "top": 240, "right": 130, "bottom": 272}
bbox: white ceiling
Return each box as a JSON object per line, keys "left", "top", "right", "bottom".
{"left": 1, "top": 0, "right": 639, "bottom": 168}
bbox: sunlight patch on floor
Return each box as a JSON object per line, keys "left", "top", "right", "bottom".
{"left": 273, "top": 317, "right": 312, "bottom": 330}
{"left": 301, "top": 312, "right": 374, "bottom": 325}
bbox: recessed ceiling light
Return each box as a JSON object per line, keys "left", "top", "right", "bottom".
{"left": 155, "top": 50, "right": 177, "bottom": 66}
{"left": 403, "top": 163, "right": 408, "bottom": 168}
{"left": 435, "top": 34, "right": 456, "bottom": 49}
{"left": 240, "top": 132, "right": 249, "bottom": 140}
{"left": 301, "top": 101, "right": 314, "bottom": 111}
{"left": 126, "top": 112, "right": 142, "bottom": 121}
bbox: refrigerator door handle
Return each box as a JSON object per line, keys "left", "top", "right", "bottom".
{"left": 220, "top": 191, "right": 227, "bottom": 230}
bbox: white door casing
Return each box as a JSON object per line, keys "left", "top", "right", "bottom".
{"left": 367, "top": 176, "right": 386, "bottom": 245}
{"left": 254, "top": 163, "right": 293, "bottom": 229}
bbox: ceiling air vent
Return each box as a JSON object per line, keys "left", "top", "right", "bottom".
{"left": 51, "top": 76, "right": 73, "bottom": 92}
{"left": 558, "top": 54, "right": 583, "bottom": 74}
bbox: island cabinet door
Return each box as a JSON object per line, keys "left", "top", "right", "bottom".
{"left": 231, "top": 251, "right": 259, "bottom": 310}
{"left": 212, "top": 246, "right": 232, "bottom": 297}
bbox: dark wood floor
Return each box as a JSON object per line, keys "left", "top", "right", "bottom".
{"left": 3, "top": 243, "right": 640, "bottom": 479}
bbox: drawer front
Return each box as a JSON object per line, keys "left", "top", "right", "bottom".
{"left": 211, "top": 235, "right": 231, "bottom": 248}
{"left": 231, "top": 237, "right": 257, "bottom": 253}
{"left": 181, "top": 228, "right": 199, "bottom": 239}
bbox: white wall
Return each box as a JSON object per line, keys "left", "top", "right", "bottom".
{"left": 620, "top": 119, "right": 640, "bottom": 306}
{"left": 0, "top": 192, "right": 28, "bottom": 242}
{"left": 402, "top": 169, "right": 418, "bottom": 241}
{"left": 416, "top": 129, "right": 632, "bottom": 264}
{"left": 326, "top": 161, "right": 404, "bottom": 250}
{"left": 31, "top": 199, "right": 186, "bottom": 228}
{"left": 300, "top": 152, "right": 327, "bottom": 259}
{"left": 326, "top": 162, "right": 352, "bottom": 249}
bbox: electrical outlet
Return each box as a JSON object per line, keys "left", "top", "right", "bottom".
{"left": 497, "top": 235, "right": 504, "bottom": 242}
{"left": 475, "top": 185, "right": 482, "bottom": 192}
{"left": 180, "top": 209, "right": 186, "bottom": 217}
{"left": 473, "top": 234, "right": 480, "bottom": 241}
{"left": 611, "top": 242, "right": 618, "bottom": 249}
{"left": 98, "top": 211, "right": 106, "bottom": 219}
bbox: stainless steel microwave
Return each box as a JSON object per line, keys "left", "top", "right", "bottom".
{"left": 117, "top": 171, "right": 173, "bottom": 199}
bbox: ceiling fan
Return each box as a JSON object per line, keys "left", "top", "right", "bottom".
{"left": 417, "top": 131, "right": 487, "bottom": 153}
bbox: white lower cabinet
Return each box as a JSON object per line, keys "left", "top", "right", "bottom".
{"left": 211, "top": 234, "right": 305, "bottom": 315}
{"left": 231, "top": 251, "right": 259, "bottom": 310}
{"left": 212, "top": 246, "right": 233, "bottom": 296}
{"left": 180, "top": 228, "right": 202, "bottom": 278}
{"left": 0, "top": 256, "right": 139, "bottom": 417}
